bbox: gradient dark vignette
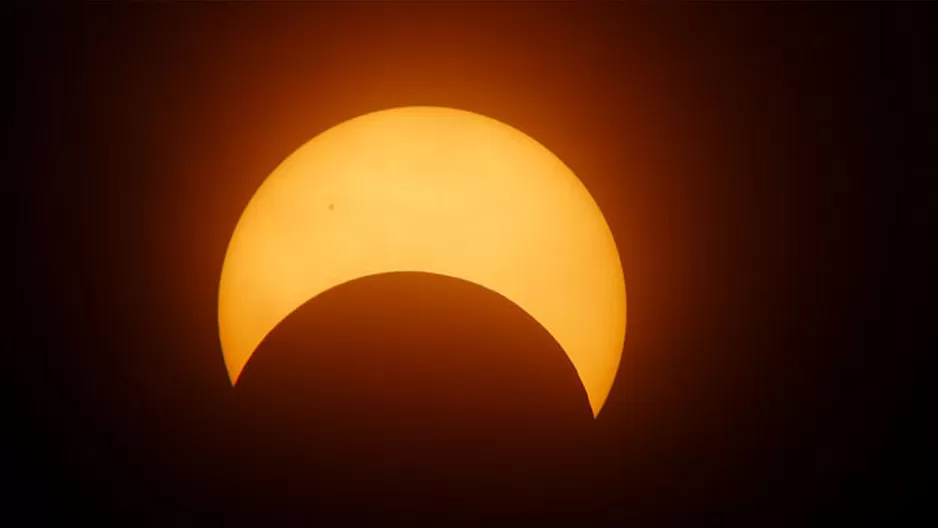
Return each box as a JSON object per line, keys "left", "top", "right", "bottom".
{"left": 10, "top": 3, "right": 933, "bottom": 526}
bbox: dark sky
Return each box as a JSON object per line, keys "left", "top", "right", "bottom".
{"left": 9, "top": 3, "right": 935, "bottom": 526}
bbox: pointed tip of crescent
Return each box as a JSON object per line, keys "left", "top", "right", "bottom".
{"left": 589, "top": 395, "right": 605, "bottom": 420}
{"left": 224, "top": 352, "right": 245, "bottom": 388}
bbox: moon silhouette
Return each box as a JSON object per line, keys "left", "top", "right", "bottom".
{"left": 218, "top": 106, "right": 626, "bottom": 416}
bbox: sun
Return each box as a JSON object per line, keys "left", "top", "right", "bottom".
{"left": 218, "top": 106, "right": 626, "bottom": 416}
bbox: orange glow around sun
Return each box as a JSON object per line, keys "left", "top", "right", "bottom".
{"left": 218, "top": 106, "right": 626, "bottom": 416}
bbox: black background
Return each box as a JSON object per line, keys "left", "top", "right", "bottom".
{"left": 8, "top": 3, "right": 935, "bottom": 526}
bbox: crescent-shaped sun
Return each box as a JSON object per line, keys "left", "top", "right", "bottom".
{"left": 218, "top": 106, "right": 626, "bottom": 417}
